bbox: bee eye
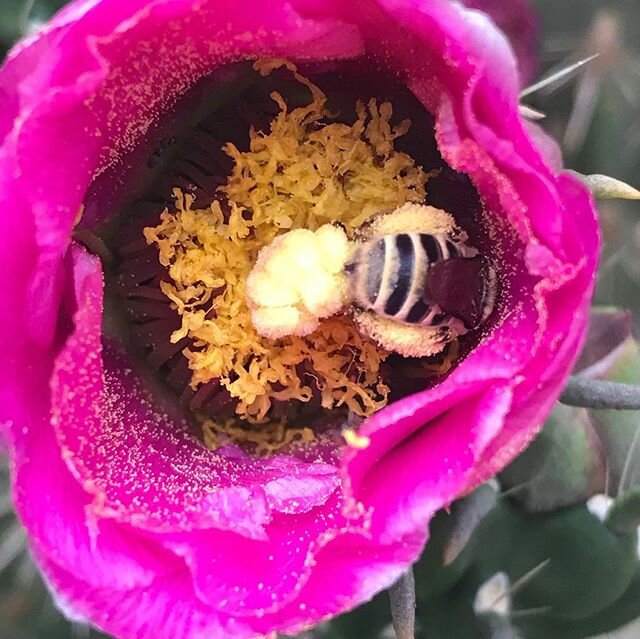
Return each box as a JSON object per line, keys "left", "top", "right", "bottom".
{"left": 431, "top": 313, "right": 448, "bottom": 325}
{"left": 423, "top": 255, "right": 493, "bottom": 329}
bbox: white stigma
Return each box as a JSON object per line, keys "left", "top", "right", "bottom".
{"left": 245, "top": 224, "right": 351, "bottom": 339}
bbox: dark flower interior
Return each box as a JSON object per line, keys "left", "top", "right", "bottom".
{"left": 77, "top": 60, "right": 507, "bottom": 453}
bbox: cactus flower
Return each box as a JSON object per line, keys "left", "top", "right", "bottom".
{"left": 0, "top": 1, "right": 598, "bottom": 639}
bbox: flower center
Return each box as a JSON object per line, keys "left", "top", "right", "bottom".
{"left": 110, "top": 59, "right": 469, "bottom": 454}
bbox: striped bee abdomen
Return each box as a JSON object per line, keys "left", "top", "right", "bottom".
{"left": 347, "top": 232, "right": 496, "bottom": 330}
{"left": 382, "top": 234, "right": 414, "bottom": 316}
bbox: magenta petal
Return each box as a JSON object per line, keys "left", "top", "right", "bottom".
{"left": 37, "top": 556, "right": 255, "bottom": 639}
{"left": 463, "top": 175, "right": 599, "bottom": 489}
{"left": 462, "top": 0, "right": 539, "bottom": 83}
{"left": 52, "top": 331, "right": 341, "bottom": 534}
{"left": 13, "top": 246, "right": 181, "bottom": 590}
{"left": 0, "top": 157, "right": 39, "bottom": 443}
{"left": 160, "top": 494, "right": 356, "bottom": 614}
{"left": 344, "top": 362, "right": 516, "bottom": 542}
{"left": 38, "top": 511, "right": 422, "bottom": 639}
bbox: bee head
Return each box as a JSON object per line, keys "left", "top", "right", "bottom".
{"left": 423, "top": 255, "right": 497, "bottom": 330}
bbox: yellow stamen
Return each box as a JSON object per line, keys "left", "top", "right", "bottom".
{"left": 343, "top": 428, "right": 371, "bottom": 450}
{"left": 144, "top": 59, "right": 435, "bottom": 447}
{"left": 203, "top": 417, "right": 315, "bottom": 455}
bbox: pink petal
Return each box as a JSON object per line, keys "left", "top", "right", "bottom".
{"left": 13, "top": 246, "right": 182, "bottom": 590}
{"left": 462, "top": 0, "right": 539, "bottom": 83}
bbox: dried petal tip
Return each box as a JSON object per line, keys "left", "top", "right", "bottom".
{"left": 246, "top": 224, "right": 351, "bottom": 338}
{"left": 568, "top": 171, "right": 640, "bottom": 200}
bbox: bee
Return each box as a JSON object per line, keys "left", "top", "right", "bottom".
{"left": 345, "top": 231, "right": 498, "bottom": 335}
{"left": 245, "top": 202, "right": 498, "bottom": 357}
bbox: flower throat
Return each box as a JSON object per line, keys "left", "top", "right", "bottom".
{"left": 120, "top": 59, "right": 458, "bottom": 453}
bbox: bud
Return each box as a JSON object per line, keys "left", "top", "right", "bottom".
{"left": 500, "top": 403, "right": 606, "bottom": 511}
{"left": 606, "top": 488, "right": 640, "bottom": 535}
{"left": 415, "top": 484, "right": 498, "bottom": 599}
{"left": 583, "top": 310, "right": 640, "bottom": 496}
{"left": 501, "top": 309, "right": 640, "bottom": 510}
{"left": 508, "top": 506, "right": 637, "bottom": 622}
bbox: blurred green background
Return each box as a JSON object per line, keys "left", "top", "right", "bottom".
{"left": 2, "top": 1, "right": 640, "bottom": 638}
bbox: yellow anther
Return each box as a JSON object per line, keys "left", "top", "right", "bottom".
{"left": 343, "top": 428, "right": 371, "bottom": 449}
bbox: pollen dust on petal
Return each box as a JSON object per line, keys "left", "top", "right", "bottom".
{"left": 144, "top": 59, "right": 432, "bottom": 441}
